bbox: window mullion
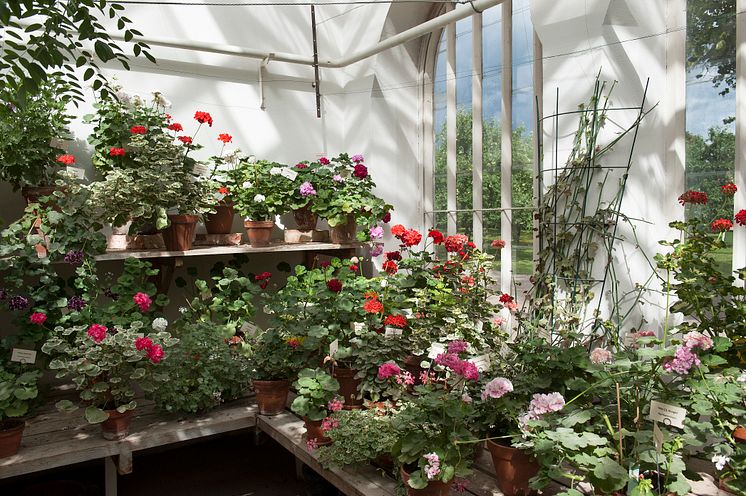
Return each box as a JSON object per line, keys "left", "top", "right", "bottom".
{"left": 472, "top": 13, "right": 484, "bottom": 249}
{"left": 446, "top": 18, "right": 457, "bottom": 235}
{"left": 501, "top": 0, "right": 513, "bottom": 292}
{"left": 735, "top": 0, "right": 746, "bottom": 277}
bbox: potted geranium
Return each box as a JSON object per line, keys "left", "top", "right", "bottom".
{"left": 0, "top": 366, "right": 41, "bottom": 458}
{"left": 316, "top": 408, "right": 398, "bottom": 468}
{"left": 204, "top": 145, "right": 244, "bottom": 235}
{"left": 290, "top": 367, "right": 341, "bottom": 448}
{"left": 0, "top": 76, "right": 72, "bottom": 205}
{"left": 228, "top": 158, "right": 287, "bottom": 247}
{"left": 249, "top": 328, "right": 305, "bottom": 415}
{"left": 310, "top": 154, "right": 393, "bottom": 243}
{"left": 278, "top": 160, "right": 335, "bottom": 232}
{"left": 42, "top": 320, "right": 176, "bottom": 439}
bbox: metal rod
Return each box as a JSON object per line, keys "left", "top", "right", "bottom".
{"left": 310, "top": 5, "right": 321, "bottom": 118}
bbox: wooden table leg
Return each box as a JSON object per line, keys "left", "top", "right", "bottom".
{"left": 104, "top": 456, "right": 118, "bottom": 496}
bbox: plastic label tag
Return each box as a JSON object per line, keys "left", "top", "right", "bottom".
{"left": 384, "top": 327, "right": 402, "bottom": 338}
{"left": 469, "top": 354, "right": 491, "bottom": 372}
{"left": 428, "top": 342, "right": 446, "bottom": 359}
{"left": 280, "top": 168, "right": 298, "bottom": 181}
{"left": 329, "top": 339, "right": 339, "bottom": 357}
{"left": 11, "top": 348, "right": 37, "bottom": 364}
{"left": 648, "top": 400, "right": 686, "bottom": 428}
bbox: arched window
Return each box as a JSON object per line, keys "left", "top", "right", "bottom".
{"left": 427, "top": 0, "right": 538, "bottom": 291}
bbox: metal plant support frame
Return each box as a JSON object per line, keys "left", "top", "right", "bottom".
{"left": 524, "top": 75, "right": 653, "bottom": 348}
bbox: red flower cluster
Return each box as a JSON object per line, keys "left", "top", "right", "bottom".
{"left": 385, "top": 251, "right": 402, "bottom": 261}
{"left": 319, "top": 157, "right": 330, "bottom": 165}
{"left": 722, "top": 182, "right": 738, "bottom": 196}
{"left": 499, "top": 293, "right": 514, "bottom": 303}
{"left": 383, "top": 314, "right": 408, "bottom": 329}
{"left": 109, "top": 147, "right": 125, "bottom": 157}
{"left": 401, "top": 229, "right": 422, "bottom": 247}
{"left": 382, "top": 260, "right": 398, "bottom": 275}
{"left": 736, "top": 209, "right": 746, "bottom": 226}
{"left": 491, "top": 239, "right": 506, "bottom": 249}
{"left": 363, "top": 292, "right": 384, "bottom": 314}
{"left": 29, "top": 312, "right": 47, "bottom": 325}
{"left": 326, "top": 278, "right": 343, "bottom": 293}
{"left": 391, "top": 224, "right": 406, "bottom": 237}
{"left": 168, "top": 122, "right": 183, "bottom": 132}
{"left": 87, "top": 323, "right": 108, "bottom": 343}
{"left": 147, "top": 345, "right": 165, "bottom": 364}
{"left": 135, "top": 337, "right": 153, "bottom": 351}
{"left": 194, "top": 111, "right": 213, "bottom": 127}
{"left": 56, "top": 154, "right": 75, "bottom": 165}
{"left": 296, "top": 163, "right": 308, "bottom": 169}
{"left": 711, "top": 218, "right": 733, "bottom": 232}
{"left": 218, "top": 133, "right": 232, "bottom": 143}
{"left": 678, "top": 190, "right": 708, "bottom": 205}
{"left": 130, "top": 125, "right": 147, "bottom": 134}
{"left": 353, "top": 164, "right": 368, "bottom": 179}
{"left": 444, "top": 234, "right": 468, "bottom": 253}
{"left": 382, "top": 212, "right": 391, "bottom": 223}
{"left": 165, "top": 114, "right": 172, "bottom": 121}
{"left": 178, "top": 136, "right": 193, "bottom": 145}
{"left": 428, "top": 229, "right": 444, "bottom": 244}
{"left": 133, "top": 292, "right": 152, "bottom": 312}
{"left": 255, "top": 271, "right": 272, "bottom": 289}
{"left": 218, "top": 186, "right": 229, "bottom": 195}
{"left": 349, "top": 264, "right": 359, "bottom": 272}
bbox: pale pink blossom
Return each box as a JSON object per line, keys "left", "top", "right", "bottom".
{"left": 481, "top": 377, "right": 513, "bottom": 400}
{"left": 682, "top": 331, "right": 713, "bottom": 351}
{"left": 423, "top": 453, "right": 441, "bottom": 480}
{"left": 590, "top": 348, "right": 613, "bottom": 364}
{"left": 663, "top": 346, "right": 701, "bottom": 375}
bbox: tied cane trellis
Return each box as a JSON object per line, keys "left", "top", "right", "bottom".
{"left": 519, "top": 75, "right": 657, "bottom": 349}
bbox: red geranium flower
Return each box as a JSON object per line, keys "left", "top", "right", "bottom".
{"left": 319, "top": 157, "right": 330, "bottom": 165}
{"left": 109, "top": 147, "right": 126, "bottom": 157}
{"left": 363, "top": 298, "right": 384, "bottom": 314}
{"left": 56, "top": 154, "right": 75, "bottom": 165}
{"left": 135, "top": 337, "right": 153, "bottom": 351}
{"left": 194, "top": 111, "right": 213, "bottom": 127}
{"left": 499, "top": 293, "right": 514, "bottom": 303}
{"left": 130, "top": 125, "right": 147, "bottom": 134}
{"left": 722, "top": 182, "right": 738, "bottom": 196}
{"left": 678, "top": 190, "right": 708, "bottom": 205}
{"left": 296, "top": 163, "right": 308, "bottom": 169}
{"left": 165, "top": 114, "right": 172, "bottom": 121}
{"left": 444, "top": 234, "right": 468, "bottom": 253}
{"left": 382, "top": 212, "right": 391, "bottom": 223}
{"left": 218, "top": 186, "right": 229, "bottom": 195}
{"left": 391, "top": 224, "right": 406, "bottom": 237}
{"left": 29, "top": 312, "right": 47, "bottom": 325}
{"left": 401, "top": 229, "right": 422, "bottom": 247}
{"left": 491, "top": 239, "right": 506, "bottom": 249}
{"left": 382, "top": 260, "right": 398, "bottom": 275}
{"left": 383, "top": 314, "right": 408, "bottom": 329}
{"left": 168, "top": 122, "right": 183, "bottom": 132}
{"left": 349, "top": 264, "right": 359, "bottom": 272}
{"left": 87, "top": 323, "right": 108, "bottom": 343}
{"left": 218, "top": 133, "right": 232, "bottom": 143}
{"left": 385, "top": 251, "right": 402, "bottom": 261}
{"left": 736, "top": 209, "right": 746, "bottom": 226}
{"left": 326, "top": 278, "right": 343, "bottom": 293}
{"left": 712, "top": 218, "right": 733, "bottom": 232}
{"left": 353, "top": 164, "right": 368, "bottom": 179}
{"left": 133, "top": 292, "right": 152, "bottom": 312}
{"left": 428, "top": 229, "right": 444, "bottom": 244}
{"left": 178, "top": 136, "right": 193, "bottom": 145}
{"left": 255, "top": 271, "right": 272, "bottom": 289}
{"left": 147, "top": 344, "right": 165, "bottom": 364}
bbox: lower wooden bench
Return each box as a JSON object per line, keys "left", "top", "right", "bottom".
{"left": 0, "top": 397, "right": 258, "bottom": 496}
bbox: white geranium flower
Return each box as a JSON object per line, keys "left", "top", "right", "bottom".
{"left": 269, "top": 167, "right": 282, "bottom": 176}
{"left": 178, "top": 307, "right": 188, "bottom": 314}
{"left": 380, "top": 279, "right": 388, "bottom": 288}
{"left": 132, "top": 94, "right": 145, "bottom": 106}
{"left": 242, "top": 181, "right": 253, "bottom": 189}
{"left": 254, "top": 194, "right": 266, "bottom": 202}
{"left": 247, "top": 155, "right": 257, "bottom": 164}
{"left": 152, "top": 317, "right": 168, "bottom": 332}
{"left": 738, "top": 371, "right": 746, "bottom": 383}
{"left": 712, "top": 454, "right": 730, "bottom": 471}
{"left": 350, "top": 256, "right": 359, "bottom": 263}
{"left": 152, "top": 91, "right": 171, "bottom": 108}
{"left": 116, "top": 89, "right": 132, "bottom": 105}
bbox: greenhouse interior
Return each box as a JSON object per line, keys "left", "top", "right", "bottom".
{"left": 0, "top": 0, "right": 745, "bottom": 495}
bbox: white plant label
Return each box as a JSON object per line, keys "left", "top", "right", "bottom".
{"left": 192, "top": 163, "right": 211, "bottom": 177}
{"left": 648, "top": 400, "right": 686, "bottom": 429}
{"left": 402, "top": 308, "right": 414, "bottom": 318}
{"left": 427, "top": 342, "right": 446, "bottom": 359}
{"left": 280, "top": 168, "right": 298, "bottom": 181}
{"left": 653, "top": 421, "right": 663, "bottom": 454}
{"left": 350, "top": 322, "right": 366, "bottom": 332}
{"left": 11, "top": 348, "right": 37, "bottom": 364}
{"left": 329, "top": 339, "right": 339, "bottom": 357}
{"left": 240, "top": 321, "right": 260, "bottom": 337}
{"left": 66, "top": 166, "right": 86, "bottom": 179}
{"left": 469, "top": 354, "right": 491, "bottom": 372}
{"left": 474, "top": 320, "right": 484, "bottom": 333}
{"left": 384, "top": 327, "right": 403, "bottom": 338}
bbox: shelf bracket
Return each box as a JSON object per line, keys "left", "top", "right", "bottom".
{"left": 310, "top": 5, "right": 321, "bottom": 118}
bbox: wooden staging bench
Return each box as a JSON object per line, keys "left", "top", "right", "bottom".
{"left": 0, "top": 397, "right": 257, "bottom": 496}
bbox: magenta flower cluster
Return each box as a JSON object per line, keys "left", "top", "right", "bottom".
{"left": 434, "top": 352, "right": 479, "bottom": 381}
{"left": 663, "top": 331, "right": 713, "bottom": 375}
{"left": 299, "top": 181, "right": 317, "bottom": 197}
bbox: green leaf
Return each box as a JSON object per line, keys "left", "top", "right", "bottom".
{"left": 85, "top": 406, "right": 109, "bottom": 424}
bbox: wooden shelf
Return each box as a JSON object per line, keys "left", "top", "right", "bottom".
{"left": 94, "top": 242, "right": 363, "bottom": 262}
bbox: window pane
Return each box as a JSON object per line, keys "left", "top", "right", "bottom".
{"left": 483, "top": 5, "right": 502, "bottom": 252}
{"left": 456, "top": 17, "right": 474, "bottom": 240}
{"left": 686, "top": 0, "right": 736, "bottom": 273}
{"left": 434, "top": 34, "right": 447, "bottom": 236}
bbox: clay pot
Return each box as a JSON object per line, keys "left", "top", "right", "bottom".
{"left": 486, "top": 439, "right": 539, "bottom": 496}
{"left": 0, "top": 420, "right": 25, "bottom": 458}
{"left": 734, "top": 426, "right": 746, "bottom": 442}
{"left": 293, "top": 204, "right": 318, "bottom": 231}
{"left": 21, "top": 185, "right": 57, "bottom": 206}
{"left": 333, "top": 367, "right": 363, "bottom": 409}
{"left": 400, "top": 467, "right": 452, "bottom": 496}
{"left": 330, "top": 215, "right": 356, "bottom": 244}
{"left": 101, "top": 409, "right": 134, "bottom": 441}
{"left": 162, "top": 214, "right": 198, "bottom": 251}
{"left": 244, "top": 220, "right": 275, "bottom": 247}
{"left": 303, "top": 417, "right": 332, "bottom": 446}
{"left": 204, "top": 202, "right": 235, "bottom": 234}
{"left": 253, "top": 380, "right": 290, "bottom": 415}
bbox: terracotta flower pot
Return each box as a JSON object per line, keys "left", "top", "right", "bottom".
{"left": 244, "top": 220, "right": 275, "bottom": 247}
{"left": 734, "top": 426, "right": 746, "bottom": 442}
{"left": 162, "top": 214, "right": 198, "bottom": 251}
{"left": 303, "top": 417, "right": 332, "bottom": 446}
{"left": 486, "top": 439, "right": 538, "bottom": 496}
{"left": 400, "top": 467, "right": 452, "bottom": 496}
{"left": 0, "top": 420, "right": 25, "bottom": 458}
{"left": 21, "top": 185, "right": 57, "bottom": 206}
{"left": 293, "top": 204, "right": 318, "bottom": 231}
{"left": 205, "top": 202, "right": 235, "bottom": 234}
{"left": 253, "top": 380, "right": 290, "bottom": 415}
{"left": 330, "top": 215, "right": 356, "bottom": 244}
{"left": 101, "top": 409, "right": 134, "bottom": 441}
{"left": 333, "top": 367, "right": 363, "bottom": 409}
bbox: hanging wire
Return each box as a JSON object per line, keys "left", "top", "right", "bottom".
{"left": 114, "top": 0, "right": 461, "bottom": 5}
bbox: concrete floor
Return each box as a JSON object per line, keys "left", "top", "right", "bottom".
{"left": 0, "top": 430, "right": 342, "bottom": 496}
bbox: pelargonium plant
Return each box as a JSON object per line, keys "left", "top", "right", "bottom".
{"left": 42, "top": 319, "right": 177, "bottom": 423}
{"left": 0, "top": 366, "right": 41, "bottom": 424}
{"left": 227, "top": 158, "right": 289, "bottom": 221}
{"left": 290, "top": 367, "right": 340, "bottom": 422}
